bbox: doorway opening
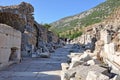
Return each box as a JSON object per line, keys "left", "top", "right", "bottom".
{"left": 9, "top": 47, "right": 18, "bottom": 61}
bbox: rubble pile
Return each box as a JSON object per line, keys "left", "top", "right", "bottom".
{"left": 61, "top": 7, "right": 120, "bottom": 80}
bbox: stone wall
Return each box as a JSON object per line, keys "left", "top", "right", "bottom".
{"left": 0, "top": 2, "right": 59, "bottom": 57}
{"left": 0, "top": 24, "right": 21, "bottom": 65}
{"left": 98, "top": 29, "right": 120, "bottom": 70}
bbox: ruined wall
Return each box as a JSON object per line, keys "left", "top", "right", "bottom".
{"left": 96, "top": 8, "right": 120, "bottom": 70}
{"left": 0, "top": 2, "right": 35, "bottom": 56}
{"left": 0, "top": 24, "right": 21, "bottom": 64}
{"left": 71, "top": 7, "right": 120, "bottom": 70}
{"left": 0, "top": 2, "right": 34, "bottom": 32}
{"left": 0, "top": 12, "right": 25, "bottom": 32}
{"left": 0, "top": 2, "right": 59, "bottom": 57}
{"left": 47, "top": 31, "right": 58, "bottom": 43}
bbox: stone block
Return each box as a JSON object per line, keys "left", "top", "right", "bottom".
{"left": 71, "top": 55, "right": 81, "bottom": 63}
{"left": 113, "top": 55, "right": 120, "bottom": 65}
{"left": 86, "top": 71, "right": 109, "bottom": 80}
{"left": 86, "top": 71, "right": 98, "bottom": 80}
{"left": 98, "top": 73, "right": 109, "bottom": 80}
{"left": 40, "top": 52, "right": 50, "bottom": 58}
{"left": 61, "top": 63, "right": 69, "bottom": 71}
{"left": 79, "top": 53, "right": 92, "bottom": 62}
{"left": 70, "top": 78, "right": 75, "bottom": 80}
{"left": 104, "top": 43, "right": 116, "bottom": 61}
{"left": 69, "top": 61, "right": 83, "bottom": 69}
{"left": 112, "top": 75, "right": 120, "bottom": 80}
{"left": 100, "top": 30, "right": 111, "bottom": 44}
{"left": 92, "top": 56, "right": 98, "bottom": 59}
{"left": 87, "top": 59, "right": 101, "bottom": 66}
{"left": 61, "top": 71, "right": 76, "bottom": 80}
{"left": 75, "top": 65, "right": 107, "bottom": 80}
{"left": 115, "top": 52, "right": 120, "bottom": 56}
{"left": 0, "top": 24, "right": 21, "bottom": 64}
{"left": 61, "top": 71, "right": 69, "bottom": 80}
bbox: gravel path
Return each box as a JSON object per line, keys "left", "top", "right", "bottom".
{"left": 0, "top": 44, "right": 72, "bottom": 80}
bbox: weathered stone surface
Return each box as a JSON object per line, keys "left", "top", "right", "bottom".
{"left": 100, "top": 30, "right": 111, "bottom": 44}
{"left": 69, "top": 52, "right": 92, "bottom": 69}
{"left": 67, "top": 7, "right": 120, "bottom": 80}
{"left": 0, "top": 24, "right": 21, "bottom": 66}
{"left": 71, "top": 55, "right": 81, "bottom": 63}
{"left": 104, "top": 43, "right": 116, "bottom": 61}
{"left": 39, "top": 52, "right": 51, "bottom": 58}
{"left": 61, "top": 63, "right": 69, "bottom": 71}
{"left": 112, "top": 75, "right": 120, "bottom": 80}
{"left": 62, "top": 65, "right": 107, "bottom": 80}
{"left": 61, "top": 71, "right": 76, "bottom": 80}
{"left": 75, "top": 65, "right": 107, "bottom": 80}
{"left": 79, "top": 53, "right": 92, "bottom": 62}
{"left": 87, "top": 59, "right": 101, "bottom": 66}
{"left": 69, "top": 61, "right": 83, "bottom": 69}
{"left": 113, "top": 55, "right": 120, "bottom": 65}
{"left": 0, "top": 2, "right": 59, "bottom": 57}
{"left": 86, "top": 71, "right": 109, "bottom": 80}
{"left": 70, "top": 78, "right": 76, "bottom": 80}
{"left": 0, "top": 2, "right": 34, "bottom": 32}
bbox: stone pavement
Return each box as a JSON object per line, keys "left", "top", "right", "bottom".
{"left": 0, "top": 44, "right": 72, "bottom": 80}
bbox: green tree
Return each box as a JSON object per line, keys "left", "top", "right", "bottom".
{"left": 43, "top": 24, "right": 51, "bottom": 29}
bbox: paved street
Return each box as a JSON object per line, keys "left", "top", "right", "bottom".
{"left": 0, "top": 45, "right": 72, "bottom": 80}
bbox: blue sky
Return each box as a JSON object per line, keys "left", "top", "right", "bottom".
{"left": 0, "top": 0, "right": 105, "bottom": 23}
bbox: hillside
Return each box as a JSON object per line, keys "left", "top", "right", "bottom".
{"left": 50, "top": 0, "right": 120, "bottom": 39}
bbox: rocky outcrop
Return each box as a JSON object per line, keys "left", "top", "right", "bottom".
{"left": 0, "top": 2, "right": 60, "bottom": 57}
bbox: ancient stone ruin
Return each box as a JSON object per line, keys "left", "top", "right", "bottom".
{"left": 1, "top": 2, "right": 120, "bottom": 80}
{"left": 0, "top": 2, "right": 62, "bottom": 68}
{"left": 61, "top": 7, "right": 120, "bottom": 80}
{"left": 0, "top": 24, "right": 21, "bottom": 68}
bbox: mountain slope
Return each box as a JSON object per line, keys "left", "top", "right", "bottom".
{"left": 50, "top": 0, "right": 120, "bottom": 39}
